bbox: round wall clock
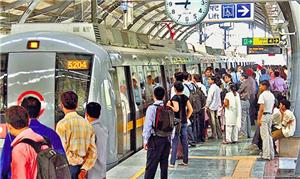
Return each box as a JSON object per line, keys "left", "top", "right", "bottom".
{"left": 165, "top": 0, "right": 210, "bottom": 26}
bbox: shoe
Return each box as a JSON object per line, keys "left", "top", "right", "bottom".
{"left": 222, "top": 141, "right": 231, "bottom": 144}
{"left": 169, "top": 164, "right": 175, "bottom": 168}
{"left": 178, "top": 162, "right": 188, "bottom": 166}
{"left": 245, "top": 144, "right": 258, "bottom": 150}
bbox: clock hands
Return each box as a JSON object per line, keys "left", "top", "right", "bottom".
{"left": 175, "top": 0, "right": 191, "bottom": 9}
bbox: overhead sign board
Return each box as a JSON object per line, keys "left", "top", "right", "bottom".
{"left": 247, "top": 46, "right": 282, "bottom": 55}
{"left": 203, "top": 3, "right": 254, "bottom": 23}
{"left": 242, "top": 37, "right": 280, "bottom": 46}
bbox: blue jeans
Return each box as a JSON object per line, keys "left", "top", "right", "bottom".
{"left": 170, "top": 123, "right": 188, "bottom": 165}
{"left": 70, "top": 165, "right": 82, "bottom": 179}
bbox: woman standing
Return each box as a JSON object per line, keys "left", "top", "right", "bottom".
{"left": 223, "top": 84, "right": 242, "bottom": 144}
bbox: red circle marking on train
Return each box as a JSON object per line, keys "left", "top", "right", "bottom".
{"left": 17, "top": 90, "right": 45, "bottom": 117}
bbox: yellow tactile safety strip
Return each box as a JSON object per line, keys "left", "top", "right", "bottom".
{"left": 130, "top": 156, "right": 259, "bottom": 179}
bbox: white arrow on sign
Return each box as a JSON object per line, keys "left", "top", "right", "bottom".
{"left": 238, "top": 5, "right": 250, "bottom": 16}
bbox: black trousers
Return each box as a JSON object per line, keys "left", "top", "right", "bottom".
{"left": 145, "top": 136, "right": 170, "bottom": 179}
{"left": 191, "top": 111, "right": 205, "bottom": 142}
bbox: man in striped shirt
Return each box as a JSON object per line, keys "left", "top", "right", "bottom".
{"left": 56, "top": 91, "right": 97, "bottom": 179}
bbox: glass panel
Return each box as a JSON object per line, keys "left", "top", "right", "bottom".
{"left": 186, "top": 64, "right": 199, "bottom": 75}
{"left": 114, "top": 67, "right": 131, "bottom": 154}
{"left": 55, "top": 54, "right": 92, "bottom": 123}
{"left": 143, "top": 65, "right": 162, "bottom": 105}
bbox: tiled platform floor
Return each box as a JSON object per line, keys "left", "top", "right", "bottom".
{"left": 107, "top": 138, "right": 297, "bottom": 179}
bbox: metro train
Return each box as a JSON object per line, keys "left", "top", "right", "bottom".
{"left": 0, "top": 26, "right": 252, "bottom": 168}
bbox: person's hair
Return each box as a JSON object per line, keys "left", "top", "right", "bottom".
{"left": 230, "top": 84, "right": 237, "bottom": 96}
{"left": 86, "top": 102, "right": 101, "bottom": 119}
{"left": 241, "top": 73, "right": 248, "bottom": 79}
{"left": 223, "top": 73, "right": 232, "bottom": 80}
{"left": 21, "top": 96, "right": 41, "bottom": 118}
{"left": 280, "top": 99, "right": 291, "bottom": 109}
{"left": 260, "top": 80, "right": 270, "bottom": 89}
{"left": 230, "top": 67, "right": 236, "bottom": 73}
{"left": 274, "top": 71, "right": 280, "bottom": 77}
{"left": 61, "top": 91, "right": 78, "bottom": 110}
{"left": 146, "top": 75, "right": 152, "bottom": 79}
{"left": 208, "top": 75, "right": 217, "bottom": 83}
{"left": 261, "top": 68, "right": 266, "bottom": 74}
{"left": 193, "top": 74, "right": 202, "bottom": 83}
{"left": 215, "top": 68, "right": 220, "bottom": 73}
{"left": 182, "top": 71, "right": 189, "bottom": 80}
{"left": 154, "top": 86, "right": 165, "bottom": 100}
{"left": 174, "top": 81, "right": 184, "bottom": 93}
{"left": 174, "top": 72, "right": 184, "bottom": 82}
{"left": 205, "top": 67, "right": 212, "bottom": 72}
{"left": 5, "top": 106, "right": 29, "bottom": 129}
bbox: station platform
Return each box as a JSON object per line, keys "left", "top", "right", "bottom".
{"left": 107, "top": 139, "right": 297, "bottom": 179}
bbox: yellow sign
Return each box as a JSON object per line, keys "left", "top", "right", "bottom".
{"left": 253, "top": 37, "right": 280, "bottom": 46}
{"left": 67, "top": 60, "right": 89, "bottom": 70}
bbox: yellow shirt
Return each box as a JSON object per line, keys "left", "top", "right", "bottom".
{"left": 56, "top": 112, "right": 97, "bottom": 170}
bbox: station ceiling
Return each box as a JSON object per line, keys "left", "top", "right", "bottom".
{"left": 0, "top": 0, "right": 285, "bottom": 41}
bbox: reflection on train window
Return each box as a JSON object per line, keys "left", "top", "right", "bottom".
{"left": 143, "top": 65, "right": 162, "bottom": 105}
{"left": 0, "top": 54, "right": 8, "bottom": 123}
{"left": 101, "top": 79, "right": 112, "bottom": 110}
{"left": 186, "top": 64, "right": 199, "bottom": 75}
{"left": 55, "top": 53, "right": 93, "bottom": 122}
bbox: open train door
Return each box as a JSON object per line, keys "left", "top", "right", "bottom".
{"left": 7, "top": 52, "right": 56, "bottom": 129}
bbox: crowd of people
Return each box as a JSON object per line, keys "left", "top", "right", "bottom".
{"left": 143, "top": 65, "right": 296, "bottom": 179}
{"left": 0, "top": 91, "right": 107, "bottom": 179}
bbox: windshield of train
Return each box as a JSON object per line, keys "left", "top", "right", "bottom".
{"left": 55, "top": 53, "right": 93, "bottom": 123}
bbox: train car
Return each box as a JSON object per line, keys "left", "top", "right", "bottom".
{"left": 0, "top": 24, "right": 251, "bottom": 168}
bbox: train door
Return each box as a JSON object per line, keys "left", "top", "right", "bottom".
{"left": 112, "top": 67, "right": 133, "bottom": 157}
{"left": 7, "top": 53, "right": 56, "bottom": 129}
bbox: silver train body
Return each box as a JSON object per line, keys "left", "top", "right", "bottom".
{"left": 0, "top": 31, "right": 251, "bottom": 168}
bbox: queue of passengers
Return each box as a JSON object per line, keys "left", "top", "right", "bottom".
{"left": 143, "top": 65, "right": 296, "bottom": 178}
{"left": 0, "top": 91, "right": 108, "bottom": 179}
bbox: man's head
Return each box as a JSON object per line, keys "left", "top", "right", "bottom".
{"left": 182, "top": 71, "right": 189, "bottom": 81}
{"left": 223, "top": 74, "right": 232, "bottom": 83}
{"left": 85, "top": 102, "right": 101, "bottom": 122}
{"left": 174, "top": 72, "right": 184, "bottom": 82}
{"left": 237, "top": 66, "right": 243, "bottom": 72}
{"left": 240, "top": 73, "right": 248, "bottom": 81}
{"left": 120, "top": 85, "right": 127, "bottom": 94}
{"left": 174, "top": 81, "right": 184, "bottom": 93}
{"left": 21, "top": 96, "right": 41, "bottom": 119}
{"left": 259, "top": 80, "right": 270, "bottom": 92}
{"left": 192, "top": 74, "right": 202, "bottom": 83}
{"left": 146, "top": 75, "right": 153, "bottom": 84}
{"left": 5, "top": 106, "right": 29, "bottom": 136}
{"left": 279, "top": 99, "right": 291, "bottom": 111}
{"left": 61, "top": 91, "right": 78, "bottom": 111}
{"left": 261, "top": 68, "right": 266, "bottom": 75}
{"left": 274, "top": 71, "right": 280, "bottom": 77}
{"left": 153, "top": 86, "right": 165, "bottom": 100}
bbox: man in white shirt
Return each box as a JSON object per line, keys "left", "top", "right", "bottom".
{"left": 272, "top": 99, "right": 296, "bottom": 153}
{"left": 257, "top": 80, "right": 275, "bottom": 161}
{"left": 205, "top": 76, "right": 222, "bottom": 139}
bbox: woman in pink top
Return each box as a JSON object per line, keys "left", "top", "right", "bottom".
{"left": 5, "top": 106, "right": 45, "bottom": 179}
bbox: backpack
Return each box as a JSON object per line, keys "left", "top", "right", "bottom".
{"left": 185, "top": 83, "right": 206, "bottom": 113}
{"left": 153, "top": 104, "right": 175, "bottom": 137}
{"left": 19, "top": 138, "right": 71, "bottom": 179}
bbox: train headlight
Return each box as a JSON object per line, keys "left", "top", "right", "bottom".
{"left": 27, "top": 41, "right": 40, "bottom": 49}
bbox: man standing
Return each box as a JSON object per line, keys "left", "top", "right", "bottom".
{"left": 257, "top": 81, "right": 275, "bottom": 161}
{"left": 205, "top": 76, "right": 222, "bottom": 139}
{"left": 270, "top": 71, "right": 288, "bottom": 98}
{"left": 238, "top": 73, "right": 252, "bottom": 138}
{"left": 56, "top": 91, "right": 97, "bottom": 179}
{"left": 143, "top": 87, "right": 171, "bottom": 179}
{"left": 86, "top": 102, "right": 108, "bottom": 179}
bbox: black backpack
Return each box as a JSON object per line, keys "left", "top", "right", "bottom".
{"left": 153, "top": 104, "right": 175, "bottom": 137}
{"left": 185, "top": 83, "right": 206, "bottom": 113}
{"left": 19, "top": 138, "right": 71, "bottom": 179}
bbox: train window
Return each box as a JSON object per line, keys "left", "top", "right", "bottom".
{"left": 101, "top": 79, "right": 112, "bottom": 110}
{"left": 0, "top": 54, "right": 8, "bottom": 138}
{"left": 130, "top": 66, "right": 143, "bottom": 109}
{"left": 55, "top": 53, "right": 93, "bottom": 122}
{"left": 186, "top": 64, "right": 199, "bottom": 75}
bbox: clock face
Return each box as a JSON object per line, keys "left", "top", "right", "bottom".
{"left": 165, "top": 0, "right": 210, "bottom": 26}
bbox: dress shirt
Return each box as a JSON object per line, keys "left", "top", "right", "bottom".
{"left": 270, "top": 77, "right": 287, "bottom": 93}
{"left": 205, "top": 83, "right": 221, "bottom": 111}
{"left": 56, "top": 112, "right": 97, "bottom": 170}
{"left": 142, "top": 100, "right": 164, "bottom": 145}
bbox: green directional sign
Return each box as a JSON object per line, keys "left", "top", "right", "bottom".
{"left": 242, "top": 38, "right": 253, "bottom": 46}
